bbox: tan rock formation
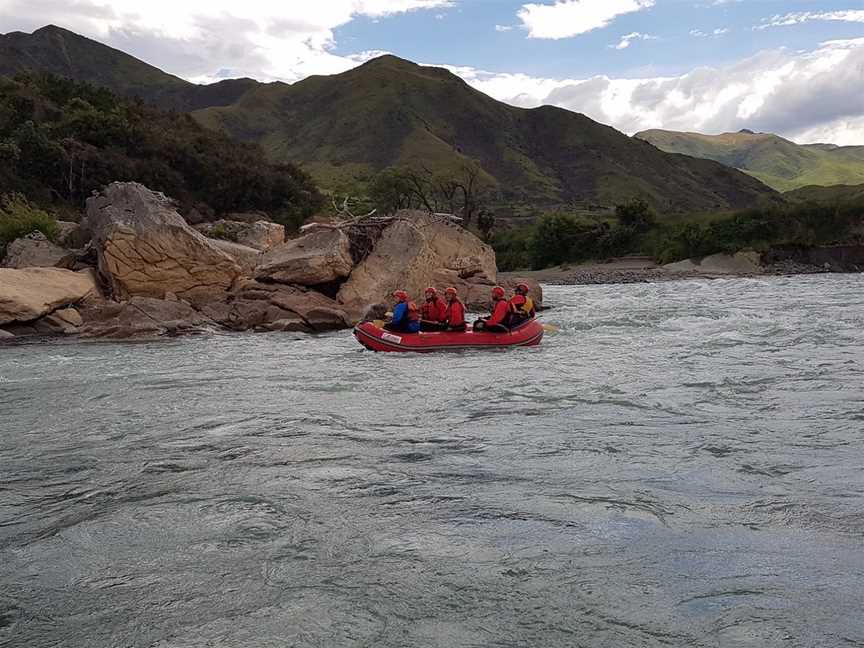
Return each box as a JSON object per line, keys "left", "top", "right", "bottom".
{"left": 2, "top": 232, "right": 76, "bottom": 269}
{"left": 0, "top": 268, "right": 100, "bottom": 325}
{"left": 198, "top": 220, "right": 285, "bottom": 251}
{"left": 86, "top": 182, "right": 242, "bottom": 302}
{"left": 256, "top": 229, "right": 353, "bottom": 286}
{"left": 79, "top": 297, "right": 213, "bottom": 338}
{"left": 337, "top": 212, "right": 498, "bottom": 313}
{"left": 209, "top": 239, "right": 261, "bottom": 273}
{"left": 199, "top": 280, "right": 351, "bottom": 332}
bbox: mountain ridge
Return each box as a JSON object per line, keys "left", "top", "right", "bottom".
{"left": 192, "top": 54, "right": 779, "bottom": 211}
{"left": 1, "top": 26, "right": 781, "bottom": 212}
{"left": 0, "top": 25, "right": 259, "bottom": 111}
{"left": 635, "top": 128, "right": 864, "bottom": 192}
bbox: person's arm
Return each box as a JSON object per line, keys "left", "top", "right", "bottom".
{"left": 391, "top": 302, "right": 407, "bottom": 325}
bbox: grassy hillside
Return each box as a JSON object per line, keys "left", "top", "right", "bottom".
{"left": 0, "top": 73, "right": 322, "bottom": 225}
{"left": 636, "top": 129, "right": 864, "bottom": 192}
{"left": 0, "top": 25, "right": 258, "bottom": 111}
{"left": 784, "top": 183, "right": 864, "bottom": 204}
{"left": 194, "top": 55, "right": 780, "bottom": 213}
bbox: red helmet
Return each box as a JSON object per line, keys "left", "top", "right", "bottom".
{"left": 424, "top": 287, "right": 437, "bottom": 296}
{"left": 516, "top": 282, "right": 530, "bottom": 293}
{"left": 491, "top": 286, "right": 505, "bottom": 299}
{"left": 444, "top": 287, "right": 458, "bottom": 296}
{"left": 392, "top": 290, "right": 409, "bottom": 301}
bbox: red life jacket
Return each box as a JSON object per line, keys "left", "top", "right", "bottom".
{"left": 406, "top": 301, "right": 421, "bottom": 322}
{"left": 445, "top": 298, "right": 466, "bottom": 327}
{"left": 422, "top": 297, "right": 447, "bottom": 322}
{"left": 509, "top": 294, "right": 536, "bottom": 318}
{"left": 486, "top": 298, "right": 510, "bottom": 326}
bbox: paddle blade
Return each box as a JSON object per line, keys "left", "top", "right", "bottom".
{"left": 542, "top": 324, "right": 559, "bottom": 333}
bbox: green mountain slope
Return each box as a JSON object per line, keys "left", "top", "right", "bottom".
{"left": 0, "top": 74, "right": 322, "bottom": 223}
{"left": 784, "top": 183, "right": 864, "bottom": 204}
{"left": 192, "top": 56, "right": 779, "bottom": 212}
{"left": 635, "top": 129, "right": 864, "bottom": 192}
{"left": 1, "top": 28, "right": 780, "bottom": 213}
{"left": 0, "top": 25, "right": 257, "bottom": 111}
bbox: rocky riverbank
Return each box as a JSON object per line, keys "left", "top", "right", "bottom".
{"left": 1, "top": 182, "right": 541, "bottom": 341}
{"left": 504, "top": 249, "right": 859, "bottom": 287}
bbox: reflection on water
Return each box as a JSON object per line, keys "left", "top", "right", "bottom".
{"left": 1, "top": 275, "right": 863, "bottom": 647}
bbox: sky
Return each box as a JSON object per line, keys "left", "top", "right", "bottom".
{"left": 2, "top": 0, "right": 864, "bottom": 144}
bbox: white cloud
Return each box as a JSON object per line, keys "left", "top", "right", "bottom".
{"left": 611, "top": 32, "right": 656, "bottom": 50}
{"left": 517, "top": 0, "right": 655, "bottom": 40}
{"left": 0, "top": 0, "right": 452, "bottom": 82}
{"left": 757, "top": 10, "right": 864, "bottom": 30}
{"left": 691, "top": 27, "right": 729, "bottom": 38}
{"left": 495, "top": 24, "right": 514, "bottom": 32}
{"left": 451, "top": 38, "right": 864, "bottom": 145}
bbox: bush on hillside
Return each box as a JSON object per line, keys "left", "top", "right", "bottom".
{"left": 0, "top": 193, "right": 58, "bottom": 255}
{"left": 615, "top": 198, "right": 656, "bottom": 232}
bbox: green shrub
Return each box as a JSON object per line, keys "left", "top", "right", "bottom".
{"left": 615, "top": 198, "right": 656, "bottom": 232}
{"left": 0, "top": 193, "right": 58, "bottom": 255}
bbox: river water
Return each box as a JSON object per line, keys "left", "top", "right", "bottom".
{"left": 1, "top": 275, "right": 863, "bottom": 648}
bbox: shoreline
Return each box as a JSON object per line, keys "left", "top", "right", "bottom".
{"left": 502, "top": 256, "right": 845, "bottom": 286}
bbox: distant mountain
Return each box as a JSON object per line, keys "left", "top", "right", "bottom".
{"left": 0, "top": 25, "right": 257, "bottom": 111}
{"left": 192, "top": 55, "right": 778, "bottom": 212}
{"left": 1, "top": 27, "right": 781, "bottom": 212}
{"left": 635, "top": 129, "right": 864, "bottom": 192}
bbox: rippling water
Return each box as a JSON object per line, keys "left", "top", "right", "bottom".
{"left": 2, "top": 275, "right": 863, "bottom": 648}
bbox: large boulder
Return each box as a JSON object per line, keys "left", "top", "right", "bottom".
{"left": 209, "top": 239, "right": 261, "bottom": 273}
{"left": 198, "top": 220, "right": 285, "bottom": 251}
{"left": 55, "top": 221, "right": 89, "bottom": 249}
{"left": 85, "top": 182, "right": 242, "bottom": 302}
{"left": 336, "top": 212, "right": 498, "bottom": 314}
{"left": 255, "top": 229, "right": 353, "bottom": 286}
{"left": 198, "top": 280, "right": 351, "bottom": 332}
{"left": 79, "top": 297, "right": 213, "bottom": 338}
{"left": 2, "top": 231, "right": 76, "bottom": 269}
{"left": 0, "top": 268, "right": 100, "bottom": 325}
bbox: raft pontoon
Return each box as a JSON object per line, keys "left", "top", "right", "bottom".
{"left": 353, "top": 320, "right": 544, "bottom": 353}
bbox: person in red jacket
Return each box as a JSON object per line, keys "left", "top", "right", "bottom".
{"left": 443, "top": 286, "right": 467, "bottom": 332}
{"left": 473, "top": 286, "right": 510, "bottom": 333}
{"left": 420, "top": 287, "right": 448, "bottom": 331}
{"left": 508, "top": 282, "right": 536, "bottom": 326}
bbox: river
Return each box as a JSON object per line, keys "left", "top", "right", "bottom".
{"left": 1, "top": 274, "right": 863, "bottom": 647}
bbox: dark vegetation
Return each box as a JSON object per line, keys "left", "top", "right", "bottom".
{"left": 365, "top": 161, "right": 493, "bottom": 227}
{"left": 0, "top": 73, "right": 323, "bottom": 230}
{"left": 493, "top": 198, "right": 864, "bottom": 270}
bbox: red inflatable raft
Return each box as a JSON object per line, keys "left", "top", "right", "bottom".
{"left": 353, "top": 320, "right": 544, "bottom": 353}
